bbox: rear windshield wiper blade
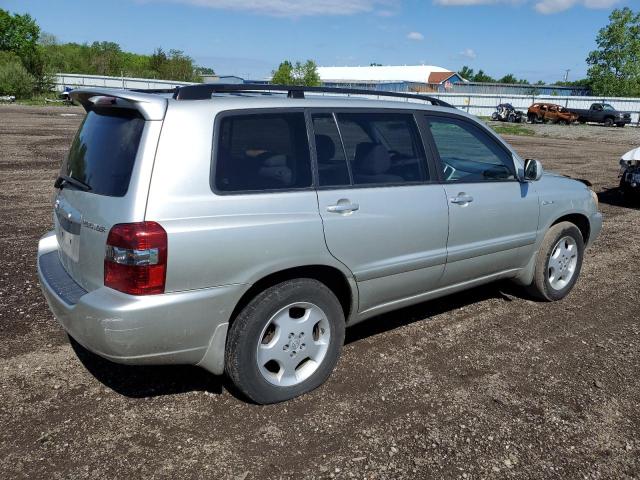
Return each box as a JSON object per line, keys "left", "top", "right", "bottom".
{"left": 54, "top": 174, "right": 92, "bottom": 192}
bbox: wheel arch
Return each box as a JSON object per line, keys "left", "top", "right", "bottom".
{"left": 512, "top": 212, "right": 591, "bottom": 288}
{"left": 230, "top": 265, "right": 356, "bottom": 326}
{"left": 550, "top": 213, "right": 590, "bottom": 244}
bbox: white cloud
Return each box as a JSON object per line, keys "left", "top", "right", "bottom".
{"left": 459, "top": 48, "right": 477, "bottom": 59}
{"left": 433, "top": 0, "right": 517, "bottom": 5}
{"left": 534, "top": 0, "right": 619, "bottom": 14}
{"left": 407, "top": 31, "right": 425, "bottom": 41}
{"left": 433, "top": 0, "right": 620, "bottom": 13}
{"left": 145, "top": 0, "right": 396, "bottom": 17}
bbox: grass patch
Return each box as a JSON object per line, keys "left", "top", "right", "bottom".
{"left": 15, "top": 93, "right": 73, "bottom": 106}
{"left": 488, "top": 123, "right": 535, "bottom": 137}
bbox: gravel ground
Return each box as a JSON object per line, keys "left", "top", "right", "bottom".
{"left": 0, "top": 105, "right": 639, "bottom": 480}
{"left": 487, "top": 120, "right": 640, "bottom": 143}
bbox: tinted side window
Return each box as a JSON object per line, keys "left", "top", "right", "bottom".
{"left": 426, "top": 116, "right": 516, "bottom": 183}
{"left": 312, "top": 114, "right": 350, "bottom": 187}
{"left": 214, "top": 112, "right": 312, "bottom": 192}
{"left": 63, "top": 108, "right": 145, "bottom": 197}
{"left": 336, "top": 113, "right": 427, "bottom": 185}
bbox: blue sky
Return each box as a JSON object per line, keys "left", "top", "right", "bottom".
{"left": 1, "top": 0, "right": 634, "bottom": 82}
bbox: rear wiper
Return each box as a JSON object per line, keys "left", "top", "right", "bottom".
{"left": 54, "top": 174, "right": 92, "bottom": 192}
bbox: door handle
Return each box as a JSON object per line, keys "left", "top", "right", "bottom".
{"left": 450, "top": 194, "right": 474, "bottom": 205}
{"left": 327, "top": 203, "right": 359, "bottom": 214}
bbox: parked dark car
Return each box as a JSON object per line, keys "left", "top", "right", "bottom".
{"left": 527, "top": 103, "right": 578, "bottom": 125}
{"left": 491, "top": 103, "right": 525, "bottom": 123}
{"left": 569, "top": 103, "right": 631, "bottom": 127}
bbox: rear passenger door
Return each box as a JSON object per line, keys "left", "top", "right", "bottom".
{"left": 424, "top": 113, "right": 539, "bottom": 286}
{"left": 311, "top": 110, "right": 449, "bottom": 314}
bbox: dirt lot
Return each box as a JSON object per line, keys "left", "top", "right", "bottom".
{"left": 0, "top": 105, "right": 638, "bottom": 480}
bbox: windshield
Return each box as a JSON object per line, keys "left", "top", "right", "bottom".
{"left": 62, "top": 108, "right": 145, "bottom": 197}
{"left": 602, "top": 104, "right": 615, "bottom": 111}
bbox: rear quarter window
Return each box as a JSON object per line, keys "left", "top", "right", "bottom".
{"left": 213, "top": 112, "right": 312, "bottom": 193}
{"left": 63, "top": 108, "right": 145, "bottom": 197}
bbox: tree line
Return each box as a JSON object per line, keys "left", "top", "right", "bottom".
{"left": 0, "top": 9, "right": 205, "bottom": 98}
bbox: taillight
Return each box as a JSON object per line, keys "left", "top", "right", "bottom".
{"left": 104, "top": 221, "right": 167, "bottom": 295}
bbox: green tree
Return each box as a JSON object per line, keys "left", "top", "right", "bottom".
{"left": 497, "top": 74, "right": 528, "bottom": 84}
{"left": 0, "top": 51, "right": 35, "bottom": 98}
{"left": 0, "top": 9, "right": 51, "bottom": 93}
{"left": 458, "top": 65, "right": 474, "bottom": 81}
{"left": 472, "top": 70, "right": 495, "bottom": 83}
{"left": 300, "top": 60, "right": 321, "bottom": 86}
{"left": 272, "top": 60, "right": 294, "bottom": 84}
{"left": 0, "top": 10, "right": 39, "bottom": 63}
{"left": 150, "top": 47, "right": 168, "bottom": 76}
{"left": 586, "top": 7, "right": 640, "bottom": 97}
{"left": 89, "top": 41, "right": 123, "bottom": 75}
{"left": 196, "top": 66, "right": 215, "bottom": 75}
{"left": 272, "top": 59, "right": 321, "bottom": 86}
{"left": 163, "top": 49, "right": 198, "bottom": 81}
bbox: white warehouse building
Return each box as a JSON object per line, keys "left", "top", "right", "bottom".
{"left": 317, "top": 65, "right": 464, "bottom": 85}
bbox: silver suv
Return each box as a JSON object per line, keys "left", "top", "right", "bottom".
{"left": 38, "top": 84, "right": 602, "bottom": 404}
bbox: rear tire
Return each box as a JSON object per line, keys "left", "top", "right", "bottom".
{"left": 225, "top": 278, "right": 345, "bottom": 404}
{"left": 527, "top": 222, "right": 584, "bottom": 302}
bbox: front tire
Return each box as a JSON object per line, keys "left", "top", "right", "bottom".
{"left": 527, "top": 222, "right": 584, "bottom": 301}
{"left": 225, "top": 279, "right": 345, "bottom": 404}
{"left": 604, "top": 117, "right": 614, "bottom": 127}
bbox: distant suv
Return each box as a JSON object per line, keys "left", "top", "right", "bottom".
{"left": 38, "top": 85, "right": 602, "bottom": 403}
{"left": 527, "top": 103, "right": 578, "bottom": 125}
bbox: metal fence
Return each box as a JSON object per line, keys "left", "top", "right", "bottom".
{"left": 423, "top": 92, "right": 640, "bottom": 125}
{"left": 54, "top": 73, "right": 640, "bottom": 125}
{"left": 54, "top": 73, "right": 197, "bottom": 91}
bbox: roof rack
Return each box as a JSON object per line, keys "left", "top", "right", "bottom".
{"left": 164, "top": 83, "right": 455, "bottom": 108}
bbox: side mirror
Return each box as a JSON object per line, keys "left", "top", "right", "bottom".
{"left": 524, "top": 159, "right": 544, "bottom": 181}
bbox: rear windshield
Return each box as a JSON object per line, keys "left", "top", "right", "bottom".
{"left": 62, "top": 108, "right": 145, "bottom": 197}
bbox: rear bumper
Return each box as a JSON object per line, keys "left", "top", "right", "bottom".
{"left": 37, "top": 231, "right": 244, "bottom": 374}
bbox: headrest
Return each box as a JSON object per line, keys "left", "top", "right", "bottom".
{"left": 315, "top": 135, "right": 336, "bottom": 162}
{"left": 261, "top": 154, "right": 287, "bottom": 167}
{"left": 354, "top": 143, "right": 391, "bottom": 175}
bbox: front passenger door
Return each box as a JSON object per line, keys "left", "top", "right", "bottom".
{"left": 424, "top": 114, "right": 539, "bottom": 287}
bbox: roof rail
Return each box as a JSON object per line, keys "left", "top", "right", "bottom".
{"left": 170, "top": 83, "right": 456, "bottom": 108}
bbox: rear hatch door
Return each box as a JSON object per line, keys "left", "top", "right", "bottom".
{"left": 53, "top": 90, "right": 166, "bottom": 292}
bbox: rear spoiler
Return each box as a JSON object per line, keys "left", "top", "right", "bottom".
{"left": 70, "top": 88, "right": 168, "bottom": 121}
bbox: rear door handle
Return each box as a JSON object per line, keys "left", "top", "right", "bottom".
{"left": 450, "top": 194, "right": 474, "bottom": 205}
{"left": 327, "top": 203, "right": 359, "bottom": 214}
